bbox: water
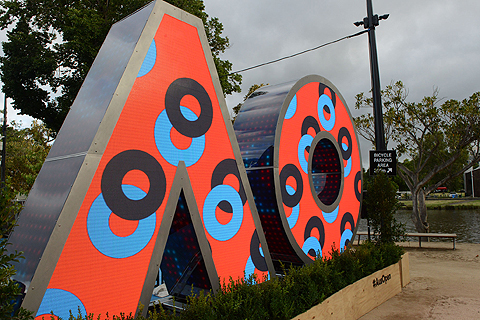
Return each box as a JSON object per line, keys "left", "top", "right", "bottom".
{"left": 357, "top": 209, "right": 480, "bottom": 243}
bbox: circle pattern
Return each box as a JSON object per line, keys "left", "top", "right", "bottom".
{"left": 203, "top": 185, "right": 244, "bottom": 241}
{"left": 297, "top": 134, "right": 314, "bottom": 174}
{"left": 165, "top": 78, "right": 213, "bottom": 138}
{"left": 286, "top": 185, "right": 300, "bottom": 228}
{"left": 36, "top": 289, "right": 87, "bottom": 320}
{"left": 280, "top": 164, "right": 303, "bottom": 208}
{"left": 249, "top": 230, "right": 268, "bottom": 272}
{"left": 87, "top": 186, "right": 156, "bottom": 259}
{"left": 211, "top": 159, "right": 247, "bottom": 212}
{"left": 317, "top": 94, "right": 336, "bottom": 131}
{"left": 155, "top": 108, "right": 206, "bottom": 167}
{"left": 285, "top": 95, "right": 297, "bottom": 119}
{"left": 101, "top": 150, "right": 166, "bottom": 221}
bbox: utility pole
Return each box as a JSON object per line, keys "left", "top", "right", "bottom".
{"left": 354, "top": 0, "right": 389, "bottom": 151}
{"left": 1, "top": 95, "right": 6, "bottom": 192}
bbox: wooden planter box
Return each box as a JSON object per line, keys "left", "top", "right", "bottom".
{"left": 293, "top": 253, "right": 410, "bottom": 320}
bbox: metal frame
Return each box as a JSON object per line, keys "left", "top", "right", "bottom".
{"left": 307, "top": 131, "right": 345, "bottom": 213}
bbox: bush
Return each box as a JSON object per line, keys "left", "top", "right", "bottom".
{"left": 63, "top": 242, "right": 403, "bottom": 320}
{"left": 1, "top": 187, "right": 33, "bottom": 319}
{"left": 363, "top": 171, "right": 406, "bottom": 243}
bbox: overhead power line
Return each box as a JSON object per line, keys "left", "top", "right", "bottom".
{"left": 230, "top": 29, "right": 369, "bottom": 75}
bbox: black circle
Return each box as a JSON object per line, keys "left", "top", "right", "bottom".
{"left": 101, "top": 150, "right": 166, "bottom": 221}
{"left": 301, "top": 116, "right": 321, "bottom": 136}
{"left": 280, "top": 164, "right": 303, "bottom": 208}
{"left": 354, "top": 171, "right": 362, "bottom": 202}
{"left": 340, "top": 212, "right": 355, "bottom": 234}
{"left": 250, "top": 231, "right": 268, "bottom": 272}
{"left": 304, "top": 216, "right": 325, "bottom": 257}
{"left": 319, "top": 83, "right": 336, "bottom": 109}
{"left": 211, "top": 159, "right": 247, "bottom": 213}
{"left": 165, "top": 78, "right": 213, "bottom": 138}
{"left": 337, "top": 127, "right": 352, "bottom": 160}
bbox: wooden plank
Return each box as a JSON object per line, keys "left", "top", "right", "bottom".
{"left": 405, "top": 232, "right": 457, "bottom": 238}
{"left": 356, "top": 231, "right": 457, "bottom": 248}
{"left": 399, "top": 252, "right": 410, "bottom": 287}
{"left": 292, "top": 254, "right": 407, "bottom": 320}
{"left": 357, "top": 231, "right": 457, "bottom": 238}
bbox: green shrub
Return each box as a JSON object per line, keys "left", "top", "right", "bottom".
{"left": 1, "top": 186, "right": 33, "bottom": 320}
{"left": 154, "top": 242, "right": 402, "bottom": 320}
{"left": 31, "top": 242, "right": 404, "bottom": 320}
{"left": 363, "top": 171, "right": 406, "bottom": 243}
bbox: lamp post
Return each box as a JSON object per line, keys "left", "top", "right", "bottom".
{"left": 354, "top": 0, "right": 389, "bottom": 151}
{"left": 354, "top": 1, "right": 389, "bottom": 239}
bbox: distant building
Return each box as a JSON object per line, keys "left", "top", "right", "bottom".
{"left": 464, "top": 167, "right": 480, "bottom": 197}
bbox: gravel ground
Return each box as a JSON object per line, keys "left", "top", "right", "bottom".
{"left": 359, "top": 242, "right": 480, "bottom": 320}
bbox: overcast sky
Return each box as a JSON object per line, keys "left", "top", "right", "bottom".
{"left": 3, "top": 0, "right": 480, "bottom": 165}
{"left": 202, "top": 0, "right": 480, "bottom": 165}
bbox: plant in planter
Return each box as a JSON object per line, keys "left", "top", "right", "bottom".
{"left": 363, "top": 171, "right": 406, "bottom": 244}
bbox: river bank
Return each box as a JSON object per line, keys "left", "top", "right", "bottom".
{"left": 357, "top": 208, "right": 480, "bottom": 243}
{"left": 360, "top": 242, "right": 480, "bottom": 319}
{"left": 399, "top": 198, "right": 480, "bottom": 210}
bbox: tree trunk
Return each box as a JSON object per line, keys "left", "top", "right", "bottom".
{"left": 411, "top": 188, "right": 429, "bottom": 233}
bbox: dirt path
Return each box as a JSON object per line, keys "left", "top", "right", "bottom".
{"left": 360, "top": 242, "right": 480, "bottom": 320}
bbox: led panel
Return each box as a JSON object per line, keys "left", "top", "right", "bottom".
{"left": 234, "top": 76, "right": 363, "bottom": 264}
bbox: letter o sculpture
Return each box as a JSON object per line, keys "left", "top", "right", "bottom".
{"left": 234, "top": 75, "right": 362, "bottom": 265}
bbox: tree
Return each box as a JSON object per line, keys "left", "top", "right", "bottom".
{"left": 1, "top": 181, "right": 34, "bottom": 319}
{"left": 0, "top": 120, "right": 51, "bottom": 232}
{"left": 0, "top": 121, "right": 50, "bottom": 319}
{"left": 355, "top": 81, "right": 480, "bottom": 232}
{"left": 0, "top": 187, "right": 30, "bottom": 319}
{"left": 4, "top": 121, "right": 52, "bottom": 195}
{"left": 0, "top": 0, "right": 241, "bottom": 134}
{"left": 363, "top": 171, "right": 404, "bottom": 243}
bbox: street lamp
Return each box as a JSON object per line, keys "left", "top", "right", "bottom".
{"left": 354, "top": 0, "right": 389, "bottom": 151}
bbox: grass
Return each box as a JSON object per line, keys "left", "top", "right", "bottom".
{"left": 399, "top": 198, "right": 480, "bottom": 210}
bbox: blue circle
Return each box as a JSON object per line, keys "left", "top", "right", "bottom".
{"left": 302, "top": 236, "right": 322, "bottom": 258}
{"left": 322, "top": 206, "right": 339, "bottom": 224}
{"left": 318, "top": 94, "right": 336, "bottom": 131}
{"left": 344, "top": 156, "right": 352, "bottom": 178}
{"left": 286, "top": 185, "right": 299, "bottom": 228}
{"left": 87, "top": 185, "right": 156, "bottom": 259}
{"left": 244, "top": 248, "right": 269, "bottom": 281}
{"left": 155, "top": 108, "right": 205, "bottom": 167}
{"left": 203, "top": 185, "right": 244, "bottom": 241}
{"left": 340, "top": 229, "right": 353, "bottom": 252}
{"left": 137, "top": 39, "right": 156, "bottom": 77}
{"left": 297, "top": 134, "right": 314, "bottom": 174}
{"left": 36, "top": 288, "right": 87, "bottom": 319}
{"left": 244, "top": 256, "right": 256, "bottom": 279}
{"left": 285, "top": 95, "right": 297, "bottom": 119}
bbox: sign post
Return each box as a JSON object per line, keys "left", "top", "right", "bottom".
{"left": 370, "top": 150, "right": 396, "bottom": 175}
